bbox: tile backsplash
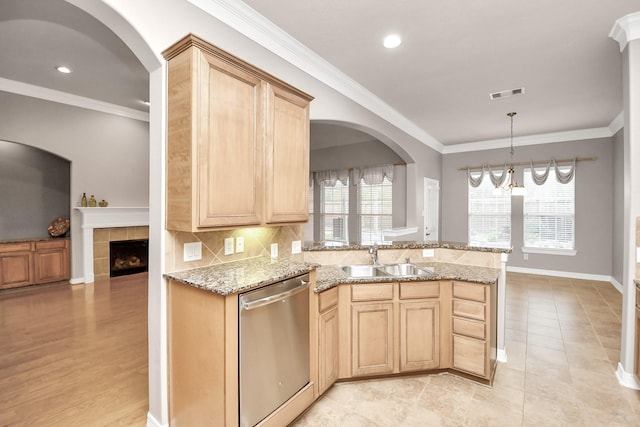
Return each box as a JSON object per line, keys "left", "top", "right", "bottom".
{"left": 165, "top": 225, "right": 303, "bottom": 272}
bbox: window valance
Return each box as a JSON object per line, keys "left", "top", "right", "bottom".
{"left": 530, "top": 159, "right": 576, "bottom": 185}
{"left": 315, "top": 169, "right": 349, "bottom": 187}
{"left": 313, "top": 164, "right": 395, "bottom": 187}
{"left": 467, "top": 164, "right": 507, "bottom": 188}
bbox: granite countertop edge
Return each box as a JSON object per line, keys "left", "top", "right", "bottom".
{"left": 164, "top": 257, "right": 320, "bottom": 296}
{"left": 303, "top": 240, "right": 511, "bottom": 254}
{"left": 314, "top": 263, "right": 500, "bottom": 293}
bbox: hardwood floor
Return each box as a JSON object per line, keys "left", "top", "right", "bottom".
{"left": 0, "top": 273, "right": 148, "bottom": 427}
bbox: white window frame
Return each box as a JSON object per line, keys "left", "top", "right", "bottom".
{"left": 320, "top": 179, "right": 349, "bottom": 243}
{"left": 468, "top": 171, "right": 511, "bottom": 249}
{"left": 522, "top": 166, "right": 576, "bottom": 255}
{"left": 358, "top": 176, "right": 393, "bottom": 245}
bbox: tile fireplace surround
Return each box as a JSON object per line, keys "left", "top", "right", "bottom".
{"left": 74, "top": 207, "right": 149, "bottom": 283}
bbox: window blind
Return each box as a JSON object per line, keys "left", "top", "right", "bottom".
{"left": 468, "top": 172, "right": 511, "bottom": 248}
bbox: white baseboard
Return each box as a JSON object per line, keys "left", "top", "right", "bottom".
{"left": 497, "top": 348, "right": 508, "bottom": 363}
{"left": 69, "top": 277, "right": 85, "bottom": 285}
{"left": 616, "top": 363, "right": 640, "bottom": 390}
{"left": 506, "top": 266, "right": 622, "bottom": 293}
{"left": 147, "top": 412, "right": 166, "bottom": 427}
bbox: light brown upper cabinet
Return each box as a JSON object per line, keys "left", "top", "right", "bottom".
{"left": 163, "top": 35, "right": 313, "bottom": 232}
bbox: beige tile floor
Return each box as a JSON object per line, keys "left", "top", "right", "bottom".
{"left": 292, "top": 273, "right": 640, "bottom": 426}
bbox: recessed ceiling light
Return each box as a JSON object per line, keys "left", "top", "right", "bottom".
{"left": 383, "top": 34, "right": 402, "bottom": 49}
{"left": 56, "top": 65, "right": 72, "bottom": 74}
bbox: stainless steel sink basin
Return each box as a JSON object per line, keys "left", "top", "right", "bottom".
{"left": 340, "top": 263, "right": 435, "bottom": 278}
{"left": 340, "top": 265, "right": 390, "bottom": 278}
{"left": 378, "top": 263, "right": 436, "bottom": 277}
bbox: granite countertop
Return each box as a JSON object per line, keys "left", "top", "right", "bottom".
{"left": 315, "top": 262, "right": 501, "bottom": 293}
{"left": 304, "top": 240, "right": 511, "bottom": 254}
{"left": 0, "top": 236, "right": 69, "bottom": 244}
{"left": 164, "top": 257, "right": 319, "bottom": 296}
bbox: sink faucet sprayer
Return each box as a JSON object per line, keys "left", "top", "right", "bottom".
{"left": 369, "top": 245, "right": 379, "bottom": 265}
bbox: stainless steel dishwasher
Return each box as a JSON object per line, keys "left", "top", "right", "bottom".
{"left": 239, "top": 273, "right": 310, "bottom": 427}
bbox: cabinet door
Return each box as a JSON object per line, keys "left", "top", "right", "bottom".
{"left": 197, "top": 51, "right": 264, "bottom": 228}
{"left": 453, "top": 334, "right": 486, "bottom": 377}
{"left": 0, "top": 251, "right": 33, "bottom": 289}
{"left": 264, "top": 84, "right": 310, "bottom": 224}
{"left": 318, "top": 307, "right": 339, "bottom": 395}
{"left": 34, "top": 248, "right": 68, "bottom": 284}
{"left": 352, "top": 302, "right": 394, "bottom": 376}
{"left": 400, "top": 301, "right": 440, "bottom": 372}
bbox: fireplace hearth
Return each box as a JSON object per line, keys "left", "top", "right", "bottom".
{"left": 110, "top": 239, "right": 148, "bottom": 277}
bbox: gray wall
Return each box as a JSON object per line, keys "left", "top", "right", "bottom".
{"left": 309, "top": 139, "right": 405, "bottom": 242}
{"left": 442, "top": 137, "right": 613, "bottom": 276}
{"left": 612, "top": 129, "right": 624, "bottom": 284}
{"left": 0, "top": 141, "right": 70, "bottom": 239}
{"left": 0, "top": 91, "right": 150, "bottom": 279}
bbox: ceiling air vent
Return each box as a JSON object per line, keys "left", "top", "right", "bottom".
{"left": 490, "top": 87, "right": 525, "bottom": 100}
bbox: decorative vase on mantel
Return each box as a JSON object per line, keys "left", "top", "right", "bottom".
{"left": 88, "top": 195, "right": 97, "bottom": 207}
{"left": 81, "top": 193, "right": 88, "bottom": 207}
{"left": 98, "top": 199, "right": 109, "bottom": 207}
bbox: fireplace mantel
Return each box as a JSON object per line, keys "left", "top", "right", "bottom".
{"left": 74, "top": 207, "right": 149, "bottom": 283}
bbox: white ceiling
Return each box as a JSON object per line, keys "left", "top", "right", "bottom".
{"left": 0, "top": 1, "right": 637, "bottom": 150}
{"left": 243, "top": 0, "right": 638, "bottom": 146}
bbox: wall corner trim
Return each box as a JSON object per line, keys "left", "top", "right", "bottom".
{"left": 615, "top": 363, "right": 640, "bottom": 390}
{"left": 609, "top": 12, "right": 640, "bottom": 52}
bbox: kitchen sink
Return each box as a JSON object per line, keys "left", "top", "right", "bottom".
{"left": 378, "top": 263, "right": 435, "bottom": 277}
{"left": 340, "top": 264, "right": 390, "bottom": 278}
{"left": 340, "top": 263, "right": 435, "bottom": 278}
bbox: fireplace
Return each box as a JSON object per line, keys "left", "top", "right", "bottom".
{"left": 109, "top": 239, "right": 149, "bottom": 277}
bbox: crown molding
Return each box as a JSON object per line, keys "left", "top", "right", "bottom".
{"left": 442, "top": 126, "right": 615, "bottom": 155}
{"left": 609, "top": 12, "right": 640, "bottom": 52}
{"left": 0, "top": 77, "right": 149, "bottom": 122}
{"left": 186, "top": 0, "right": 444, "bottom": 153}
{"left": 609, "top": 111, "right": 624, "bottom": 135}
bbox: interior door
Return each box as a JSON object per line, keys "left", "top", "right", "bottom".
{"left": 423, "top": 178, "right": 439, "bottom": 242}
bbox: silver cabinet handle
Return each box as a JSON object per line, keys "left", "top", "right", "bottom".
{"left": 242, "top": 280, "right": 309, "bottom": 311}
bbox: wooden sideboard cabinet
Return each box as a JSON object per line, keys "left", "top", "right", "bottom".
{"left": 0, "top": 238, "right": 70, "bottom": 289}
{"left": 163, "top": 34, "right": 312, "bottom": 232}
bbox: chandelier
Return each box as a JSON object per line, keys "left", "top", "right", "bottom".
{"left": 494, "top": 112, "right": 526, "bottom": 196}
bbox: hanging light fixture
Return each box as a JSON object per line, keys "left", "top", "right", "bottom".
{"left": 494, "top": 112, "right": 526, "bottom": 196}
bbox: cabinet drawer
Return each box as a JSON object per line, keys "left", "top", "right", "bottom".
{"left": 452, "top": 300, "right": 486, "bottom": 321}
{"left": 0, "top": 242, "right": 32, "bottom": 253}
{"left": 318, "top": 287, "right": 338, "bottom": 312}
{"left": 453, "top": 317, "right": 486, "bottom": 340}
{"left": 452, "top": 282, "right": 486, "bottom": 302}
{"left": 453, "top": 335, "right": 486, "bottom": 377}
{"left": 399, "top": 281, "right": 439, "bottom": 299}
{"left": 35, "top": 239, "right": 68, "bottom": 250}
{"left": 351, "top": 283, "right": 394, "bottom": 302}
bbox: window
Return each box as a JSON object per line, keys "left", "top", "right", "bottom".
{"left": 468, "top": 172, "right": 511, "bottom": 248}
{"left": 359, "top": 176, "right": 393, "bottom": 244}
{"left": 320, "top": 179, "right": 349, "bottom": 242}
{"left": 523, "top": 167, "right": 575, "bottom": 250}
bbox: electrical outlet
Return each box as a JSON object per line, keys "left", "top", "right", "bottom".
{"left": 224, "top": 238, "right": 235, "bottom": 255}
{"left": 523, "top": 253, "right": 529, "bottom": 260}
{"left": 422, "top": 249, "right": 435, "bottom": 258}
{"left": 292, "top": 240, "right": 302, "bottom": 254}
{"left": 271, "top": 243, "right": 278, "bottom": 258}
{"left": 235, "top": 236, "right": 244, "bottom": 253}
{"left": 183, "top": 242, "right": 202, "bottom": 262}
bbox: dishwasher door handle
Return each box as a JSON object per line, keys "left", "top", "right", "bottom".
{"left": 241, "top": 280, "right": 309, "bottom": 311}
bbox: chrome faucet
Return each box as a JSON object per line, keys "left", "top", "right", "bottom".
{"left": 369, "top": 245, "right": 379, "bottom": 265}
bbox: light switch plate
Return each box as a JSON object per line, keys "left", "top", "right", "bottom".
{"left": 422, "top": 249, "right": 435, "bottom": 258}
{"left": 183, "top": 242, "right": 202, "bottom": 262}
{"left": 224, "top": 238, "right": 235, "bottom": 255}
{"left": 292, "top": 240, "right": 302, "bottom": 254}
{"left": 235, "top": 236, "right": 244, "bottom": 253}
{"left": 271, "top": 243, "right": 278, "bottom": 258}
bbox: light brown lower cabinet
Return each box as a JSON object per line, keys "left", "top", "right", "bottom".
{"left": 400, "top": 300, "right": 440, "bottom": 372}
{"left": 318, "top": 306, "right": 339, "bottom": 394}
{"left": 351, "top": 302, "right": 395, "bottom": 376}
{"left": 451, "top": 281, "right": 497, "bottom": 381}
{"left": 0, "top": 238, "right": 69, "bottom": 289}
{"left": 168, "top": 272, "right": 317, "bottom": 427}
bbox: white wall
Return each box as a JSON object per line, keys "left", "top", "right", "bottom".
{"left": 442, "top": 137, "right": 614, "bottom": 276}
{"left": 0, "top": 91, "right": 149, "bottom": 279}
